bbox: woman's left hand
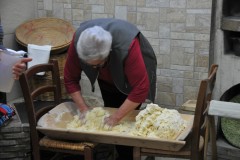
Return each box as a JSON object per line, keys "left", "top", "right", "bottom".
{"left": 103, "top": 115, "right": 119, "bottom": 130}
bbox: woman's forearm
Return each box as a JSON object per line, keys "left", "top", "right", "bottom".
{"left": 113, "top": 98, "right": 140, "bottom": 122}
{"left": 70, "top": 91, "right": 89, "bottom": 112}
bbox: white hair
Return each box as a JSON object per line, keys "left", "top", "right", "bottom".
{"left": 76, "top": 26, "right": 112, "bottom": 61}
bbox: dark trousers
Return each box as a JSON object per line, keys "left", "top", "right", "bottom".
{"left": 0, "top": 92, "right": 6, "bottom": 103}
{"left": 98, "top": 80, "right": 138, "bottom": 160}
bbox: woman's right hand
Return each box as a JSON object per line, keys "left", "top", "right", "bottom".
{"left": 77, "top": 108, "right": 88, "bottom": 124}
{"left": 77, "top": 104, "right": 92, "bottom": 124}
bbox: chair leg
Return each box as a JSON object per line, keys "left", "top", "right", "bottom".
{"left": 133, "top": 147, "right": 141, "bottom": 160}
{"left": 84, "top": 146, "right": 94, "bottom": 160}
{"left": 32, "top": 144, "right": 41, "bottom": 160}
{"left": 208, "top": 115, "right": 217, "bottom": 160}
{"left": 204, "top": 119, "right": 210, "bottom": 160}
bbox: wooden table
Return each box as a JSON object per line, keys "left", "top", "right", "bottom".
{"left": 37, "top": 102, "right": 194, "bottom": 151}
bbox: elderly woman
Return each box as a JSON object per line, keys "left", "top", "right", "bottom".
{"left": 64, "top": 18, "right": 157, "bottom": 160}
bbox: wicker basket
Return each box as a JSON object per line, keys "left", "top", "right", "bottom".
{"left": 30, "top": 52, "right": 70, "bottom": 101}
{"left": 15, "top": 17, "right": 75, "bottom": 54}
{"left": 50, "top": 52, "right": 67, "bottom": 76}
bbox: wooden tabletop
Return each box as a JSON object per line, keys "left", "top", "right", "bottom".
{"left": 37, "top": 102, "right": 194, "bottom": 151}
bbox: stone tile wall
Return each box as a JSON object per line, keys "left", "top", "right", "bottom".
{"left": 36, "top": 0, "right": 212, "bottom": 109}
{"left": 0, "top": 115, "right": 31, "bottom": 160}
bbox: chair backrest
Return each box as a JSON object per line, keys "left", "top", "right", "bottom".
{"left": 19, "top": 59, "right": 62, "bottom": 159}
{"left": 190, "top": 64, "right": 218, "bottom": 158}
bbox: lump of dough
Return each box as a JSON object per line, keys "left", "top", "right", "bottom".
{"left": 133, "top": 103, "right": 187, "bottom": 140}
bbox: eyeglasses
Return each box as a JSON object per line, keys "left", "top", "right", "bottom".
{"left": 83, "top": 56, "right": 109, "bottom": 69}
{"left": 90, "top": 59, "right": 107, "bottom": 68}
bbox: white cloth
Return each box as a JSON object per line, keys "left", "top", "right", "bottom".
{"left": 27, "top": 44, "right": 51, "bottom": 75}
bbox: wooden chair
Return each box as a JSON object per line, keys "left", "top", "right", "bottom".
{"left": 133, "top": 64, "right": 218, "bottom": 160}
{"left": 19, "top": 59, "right": 96, "bottom": 160}
{"left": 180, "top": 64, "right": 220, "bottom": 113}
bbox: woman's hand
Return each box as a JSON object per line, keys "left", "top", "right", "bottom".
{"left": 12, "top": 58, "right": 32, "bottom": 80}
{"left": 77, "top": 104, "right": 92, "bottom": 124}
{"left": 103, "top": 114, "right": 120, "bottom": 130}
{"left": 103, "top": 99, "right": 140, "bottom": 130}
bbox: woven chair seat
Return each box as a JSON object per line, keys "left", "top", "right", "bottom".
{"left": 40, "top": 136, "right": 96, "bottom": 151}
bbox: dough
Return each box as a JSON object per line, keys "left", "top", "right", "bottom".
{"left": 43, "top": 104, "right": 188, "bottom": 140}
{"left": 66, "top": 107, "right": 133, "bottom": 133}
{"left": 133, "top": 103, "right": 187, "bottom": 140}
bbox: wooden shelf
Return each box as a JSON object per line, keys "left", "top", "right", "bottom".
{"left": 221, "top": 16, "right": 240, "bottom": 32}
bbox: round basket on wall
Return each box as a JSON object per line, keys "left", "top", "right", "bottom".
{"left": 220, "top": 83, "right": 240, "bottom": 149}
{"left": 15, "top": 17, "right": 75, "bottom": 54}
